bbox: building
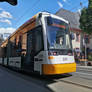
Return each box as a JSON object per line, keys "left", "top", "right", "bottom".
{"left": 83, "top": 34, "right": 92, "bottom": 54}
{"left": 3, "top": 33, "right": 11, "bottom": 40}
{"left": 56, "top": 8, "right": 83, "bottom": 53}
{"left": 0, "top": 33, "right": 11, "bottom": 40}
{"left": 56, "top": 8, "right": 92, "bottom": 63}
{"left": 0, "top": 33, "right": 4, "bottom": 45}
{"left": 0, "top": 33, "right": 11, "bottom": 45}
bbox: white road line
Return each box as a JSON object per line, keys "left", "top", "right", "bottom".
{"left": 74, "top": 72, "right": 92, "bottom": 76}
{"left": 77, "top": 66, "right": 92, "bottom": 69}
{"left": 77, "top": 69, "right": 92, "bottom": 72}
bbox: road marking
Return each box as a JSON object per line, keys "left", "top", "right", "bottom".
{"left": 74, "top": 72, "right": 92, "bottom": 76}
{"left": 54, "top": 78, "right": 92, "bottom": 90}
{"left": 77, "top": 69, "right": 92, "bottom": 72}
{"left": 77, "top": 66, "right": 92, "bottom": 69}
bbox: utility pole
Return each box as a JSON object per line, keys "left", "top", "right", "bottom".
{"left": 85, "top": 41, "right": 87, "bottom": 66}
{"left": 84, "top": 35, "right": 89, "bottom": 66}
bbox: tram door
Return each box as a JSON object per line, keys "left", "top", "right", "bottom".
{"left": 26, "top": 30, "right": 35, "bottom": 71}
{"left": 26, "top": 26, "right": 43, "bottom": 71}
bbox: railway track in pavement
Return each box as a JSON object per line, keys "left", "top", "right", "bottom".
{"left": 0, "top": 65, "right": 92, "bottom": 92}
{"left": 42, "top": 74, "right": 92, "bottom": 90}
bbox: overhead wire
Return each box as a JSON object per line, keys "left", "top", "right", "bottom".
{"left": 15, "top": 0, "right": 40, "bottom": 28}
{"left": 15, "top": 0, "right": 88, "bottom": 28}
{"left": 56, "top": 0, "right": 88, "bottom": 32}
{"left": 69, "top": 1, "right": 88, "bottom": 11}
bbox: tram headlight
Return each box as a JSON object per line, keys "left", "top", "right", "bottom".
{"left": 68, "top": 52, "right": 73, "bottom": 56}
{"left": 48, "top": 51, "right": 57, "bottom": 56}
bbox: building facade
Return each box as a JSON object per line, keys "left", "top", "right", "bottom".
{"left": 56, "top": 8, "right": 92, "bottom": 63}
{"left": 56, "top": 8, "right": 82, "bottom": 52}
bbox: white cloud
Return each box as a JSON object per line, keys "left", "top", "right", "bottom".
{"left": 0, "top": 8, "right": 3, "bottom": 11}
{"left": 63, "top": 0, "right": 71, "bottom": 6}
{"left": 78, "top": 9, "right": 81, "bottom": 15}
{"left": 0, "top": 27, "right": 16, "bottom": 34}
{"left": 0, "top": 9, "right": 13, "bottom": 25}
{"left": 63, "top": 0, "right": 67, "bottom": 2}
{"left": 0, "top": 19, "right": 12, "bottom": 25}
{"left": 0, "top": 11, "right": 12, "bottom": 19}
{"left": 57, "top": 1, "right": 63, "bottom": 8}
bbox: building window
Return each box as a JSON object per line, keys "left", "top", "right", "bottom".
{"left": 76, "top": 33, "right": 79, "bottom": 42}
{"left": 84, "top": 35, "right": 90, "bottom": 44}
{"left": 71, "top": 32, "right": 75, "bottom": 40}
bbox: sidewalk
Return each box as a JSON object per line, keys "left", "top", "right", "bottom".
{"left": 60, "top": 75, "right": 92, "bottom": 89}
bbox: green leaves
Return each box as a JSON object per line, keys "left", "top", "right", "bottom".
{"left": 80, "top": 0, "right": 92, "bottom": 34}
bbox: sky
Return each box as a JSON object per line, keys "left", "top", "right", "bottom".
{"left": 0, "top": 0, "right": 88, "bottom": 34}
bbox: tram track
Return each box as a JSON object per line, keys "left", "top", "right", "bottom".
{"left": 1, "top": 65, "right": 92, "bottom": 91}
{"left": 55, "top": 79, "right": 92, "bottom": 90}
{"left": 77, "top": 68, "right": 92, "bottom": 72}
{"left": 42, "top": 74, "right": 92, "bottom": 90}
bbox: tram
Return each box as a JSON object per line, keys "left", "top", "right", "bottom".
{"left": 0, "top": 12, "right": 76, "bottom": 75}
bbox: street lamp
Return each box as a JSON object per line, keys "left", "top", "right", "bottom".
{"left": 0, "top": 0, "right": 17, "bottom": 6}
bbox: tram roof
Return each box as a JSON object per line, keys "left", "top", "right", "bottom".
{"left": 0, "top": 12, "right": 69, "bottom": 47}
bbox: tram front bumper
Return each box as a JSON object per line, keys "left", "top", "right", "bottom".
{"left": 42, "top": 63, "right": 76, "bottom": 75}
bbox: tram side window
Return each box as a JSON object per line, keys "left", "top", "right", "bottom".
{"left": 34, "top": 27, "right": 44, "bottom": 55}
{"left": 18, "top": 36, "right": 22, "bottom": 50}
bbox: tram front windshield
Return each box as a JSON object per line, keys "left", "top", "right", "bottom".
{"left": 47, "top": 18, "right": 72, "bottom": 50}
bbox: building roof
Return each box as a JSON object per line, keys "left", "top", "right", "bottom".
{"left": 55, "top": 8, "right": 81, "bottom": 30}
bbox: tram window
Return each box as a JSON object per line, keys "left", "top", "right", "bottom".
{"left": 34, "top": 27, "right": 44, "bottom": 54}
{"left": 76, "top": 33, "right": 79, "bottom": 42}
{"left": 18, "top": 36, "right": 22, "bottom": 49}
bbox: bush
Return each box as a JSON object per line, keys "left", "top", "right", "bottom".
{"left": 88, "top": 54, "right": 92, "bottom": 61}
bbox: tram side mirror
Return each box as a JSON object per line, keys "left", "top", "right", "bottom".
{"left": 70, "top": 33, "right": 75, "bottom": 40}
{"left": 0, "top": 0, "right": 17, "bottom": 6}
{"left": 47, "top": 16, "right": 53, "bottom": 25}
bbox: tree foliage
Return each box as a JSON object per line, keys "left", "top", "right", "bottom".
{"left": 80, "top": 0, "right": 92, "bottom": 34}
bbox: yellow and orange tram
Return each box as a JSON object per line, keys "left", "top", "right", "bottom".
{"left": 0, "top": 12, "right": 76, "bottom": 75}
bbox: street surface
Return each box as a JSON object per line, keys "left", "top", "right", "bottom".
{"left": 73, "top": 66, "right": 92, "bottom": 80}
{"left": 0, "top": 66, "right": 51, "bottom": 92}
{"left": 0, "top": 65, "right": 92, "bottom": 92}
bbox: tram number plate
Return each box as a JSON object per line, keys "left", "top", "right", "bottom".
{"left": 63, "top": 57, "right": 68, "bottom": 61}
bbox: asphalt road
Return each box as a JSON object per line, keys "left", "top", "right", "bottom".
{"left": 0, "top": 65, "right": 92, "bottom": 92}
{"left": 0, "top": 66, "right": 52, "bottom": 92}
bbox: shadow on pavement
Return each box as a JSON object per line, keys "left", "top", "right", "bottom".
{"left": 0, "top": 65, "right": 72, "bottom": 92}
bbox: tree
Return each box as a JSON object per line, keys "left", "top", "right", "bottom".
{"left": 80, "top": 7, "right": 88, "bottom": 33}
{"left": 80, "top": 0, "right": 92, "bottom": 34}
{"left": 87, "top": 0, "right": 92, "bottom": 34}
